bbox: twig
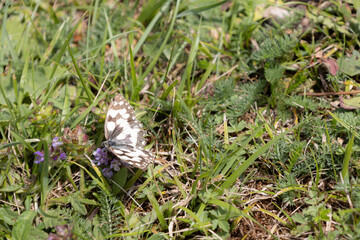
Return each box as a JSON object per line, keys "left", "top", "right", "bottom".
{"left": 299, "top": 90, "right": 360, "bottom": 96}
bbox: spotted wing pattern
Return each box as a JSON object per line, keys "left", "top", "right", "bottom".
{"left": 104, "top": 94, "right": 153, "bottom": 169}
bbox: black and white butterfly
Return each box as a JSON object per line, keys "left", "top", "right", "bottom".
{"left": 102, "top": 94, "right": 153, "bottom": 169}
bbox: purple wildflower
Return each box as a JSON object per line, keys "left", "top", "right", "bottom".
{"left": 93, "top": 148, "right": 109, "bottom": 166}
{"left": 52, "top": 137, "right": 63, "bottom": 150}
{"left": 102, "top": 168, "right": 113, "bottom": 178}
{"left": 59, "top": 152, "right": 67, "bottom": 160}
{"left": 110, "top": 159, "right": 121, "bottom": 171}
{"left": 34, "top": 151, "right": 45, "bottom": 164}
{"left": 53, "top": 152, "right": 67, "bottom": 161}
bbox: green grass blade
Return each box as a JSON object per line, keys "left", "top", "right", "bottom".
{"left": 40, "top": 140, "right": 50, "bottom": 205}
{"left": 173, "top": 175, "right": 187, "bottom": 198}
{"left": 129, "top": 43, "right": 138, "bottom": 101}
{"left": 10, "top": 131, "right": 34, "bottom": 152}
{"left": 70, "top": 91, "right": 108, "bottom": 129}
{"left": 328, "top": 111, "right": 360, "bottom": 139}
{"left": 139, "top": 0, "right": 179, "bottom": 84}
{"left": 133, "top": 1, "right": 169, "bottom": 55}
{"left": 1, "top": 3, "right": 18, "bottom": 64}
{"left": 67, "top": 41, "right": 94, "bottom": 101}
{"left": 147, "top": 192, "right": 168, "bottom": 229}
{"left": 342, "top": 131, "right": 355, "bottom": 182}
{"left": 72, "top": 160, "right": 110, "bottom": 194}
{"left": 0, "top": 77, "right": 16, "bottom": 120}
{"left": 219, "top": 127, "right": 293, "bottom": 191}
{"left": 178, "top": 24, "right": 200, "bottom": 96}
{"left": 160, "top": 79, "right": 178, "bottom": 100}
{"left": 103, "top": 9, "right": 120, "bottom": 67}
{"left": 207, "top": 199, "right": 242, "bottom": 214}
{"left": 177, "top": 0, "right": 228, "bottom": 18}
{"left": 212, "top": 126, "right": 263, "bottom": 177}
{"left": 49, "top": 15, "right": 85, "bottom": 80}
{"left": 178, "top": 206, "right": 202, "bottom": 223}
{"left": 197, "top": 55, "right": 217, "bottom": 92}
{"left": 40, "top": 21, "right": 66, "bottom": 65}
{"left": 325, "top": 122, "right": 337, "bottom": 181}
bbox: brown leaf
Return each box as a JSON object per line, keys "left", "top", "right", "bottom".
{"left": 323, "top": 58, "right": 339, "bottom": 76}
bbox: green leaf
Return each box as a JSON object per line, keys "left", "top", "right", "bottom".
{"left": 0, "top": 185, "right": 22, "bottom": 192}
{"left": 318, "top": 208, "right": 331, "bottom": 222}
{"left": 207, "top": 199, "right": 241, "bottom": 215}
{"left": 69, "top": 195, "right": 87, "bottom": 215}
{"left": 40, "top": 210, "right": 64, "bottom": 228}
{"left": 28, "top": 227, "right": 48, "bottom": 240}
{"left": 12, "top": 211, "right": 37, "bottom": 240}
{"left": 218, "top": 220, "right": 230, "bottom": 232}
{"left": 341, "top": 96, "right": 360, "bottom": 109}
{"left": 112, "top": 168, "right": 127, "bottom": 194}
{"left": 291, "top": 213, "right": 306, "bottom": 224}
{"left": 146, "top": 233, "right": 169, "bottom": 240}
{"left": 0, "top": 206, "right": 19, "bottom": 225}
{"left": 338, "top": 50, "right": 360, "bottom": 76}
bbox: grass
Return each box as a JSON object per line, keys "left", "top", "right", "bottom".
{"left": 1, "top": 0, "right": 360, "bottom": 239}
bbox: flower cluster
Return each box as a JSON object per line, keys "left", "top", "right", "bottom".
{"left": 92, "top": 148, "right": 123, "bottom": 178}
{"left": 34, "top": 137, "right": 67, "bottom": 164}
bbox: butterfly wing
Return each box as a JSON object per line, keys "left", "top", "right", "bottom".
{"left": 108, "top": 145, "right": 152, "bottom": 169}
{"left": 105, "top": 94, "right": 147, "bottom": 148}
{"left": 104, "top": 94, "right": 153, "bottom": 169}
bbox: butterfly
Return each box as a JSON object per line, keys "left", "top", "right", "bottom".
{"left": 102, "top": 94, "right": 153, "bottom": 169}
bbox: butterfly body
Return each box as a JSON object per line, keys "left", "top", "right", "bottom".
{"left": 103, "top": 94, "right": 153, "bottom": 169}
